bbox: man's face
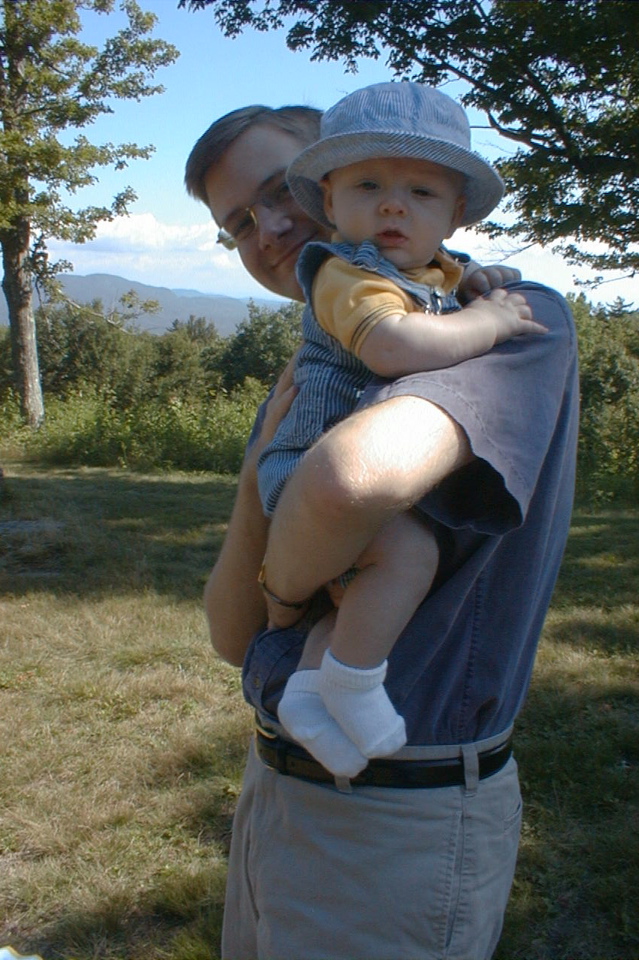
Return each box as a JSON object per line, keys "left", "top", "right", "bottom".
{"left": 204, "top": 125, "right": 329, "bottom": 301}
{"left": 321, "top": 157, "right": 466, "bottom": 272}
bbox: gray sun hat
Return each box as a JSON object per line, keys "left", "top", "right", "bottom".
{"left": 287, "top": 82, "right": 504, "bottom": 228}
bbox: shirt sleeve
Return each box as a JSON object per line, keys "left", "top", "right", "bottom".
{"left": 356, "top": 282, "right": 579, "bottom": 534}
{"left": 313, "top": 258, "right": 414, "bottom": 356}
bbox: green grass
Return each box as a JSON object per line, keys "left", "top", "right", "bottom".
{"left": 0, "top": 461, "right": 637, "bottom": 959}
{"left": 495, "top": 508, "right": 639, "bottom": 960}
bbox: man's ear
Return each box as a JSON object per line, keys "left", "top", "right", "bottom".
{"left": 320, "top": 175, "right": 336, "bottom": 225}
{"left": 446, "top": 195, "right": 466, "bottom": 238}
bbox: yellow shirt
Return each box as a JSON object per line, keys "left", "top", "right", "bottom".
{"left": 313, "top": 246, "right": 464, "bottom": 357}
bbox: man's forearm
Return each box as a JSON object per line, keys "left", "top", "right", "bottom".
{"left": 204, "top": 460, "right": 269, "bottom": 666}
{"left": 205, "top": 352, "right": 300, "bottom": 661}
{"left": 262, "top": 395, "right": 472, "bottom": 607}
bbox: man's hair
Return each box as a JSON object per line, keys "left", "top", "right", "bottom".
{"left": 185, "top": 104, "right": 322, "bottom": 208}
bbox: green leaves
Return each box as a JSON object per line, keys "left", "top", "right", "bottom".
{"left": 0, "top": 0, "right": 178, "bottom": 423}
{"left": 182, "top": 0, "right": 639, "bottom": 276}
{"left": 0, "top": 0, "right": 179, "bottom": 265}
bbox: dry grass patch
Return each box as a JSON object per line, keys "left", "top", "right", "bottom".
{"left": 0, "top": 463, "right": 248, "bottom": 958}
{"left": 0, "top": 464, "right": 637, "bottom": 959}
{"left": 495, "top": 507, "right": 639, "bottom": 960}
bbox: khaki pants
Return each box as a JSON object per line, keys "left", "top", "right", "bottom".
{"left": 221, "top": 739, "right": 522, "bottom": 960}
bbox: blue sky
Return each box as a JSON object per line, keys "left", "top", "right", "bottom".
{"left": 46, "top": 0, "right": 635, "bottom": 306}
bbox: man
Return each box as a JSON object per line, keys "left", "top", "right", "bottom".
{"left": 186, "top": 99, "right": 579, "bottom": 960}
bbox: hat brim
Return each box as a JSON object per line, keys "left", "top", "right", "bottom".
{"left": 287, "top": 131, "right": 504, "bottom": 228}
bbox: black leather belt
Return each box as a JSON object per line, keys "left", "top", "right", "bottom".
{"left": 255, "top": 727, "right": 513, "bottom": 789}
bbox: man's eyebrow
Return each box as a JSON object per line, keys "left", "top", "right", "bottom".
{"left": 259, "top": 168, "right": 287, "bottom": 192}
{"left": 220, "top": 168, "right": 287, "bottom": 226}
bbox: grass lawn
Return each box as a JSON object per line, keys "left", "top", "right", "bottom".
{"left": 0, "top": 461, "right": 637, "bottom": 959}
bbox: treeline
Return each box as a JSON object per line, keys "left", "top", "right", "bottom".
{"left": 0, "top": 298, "right": 302, "bottom": 473}
{"left": 1, "top": 292, "right": 638, "bottom": 500}
{"left": 571, "top": 294, "right": 639, "bottom": 500}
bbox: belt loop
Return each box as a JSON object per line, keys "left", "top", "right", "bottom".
{"left": 334, "top": 775, "right": 353, "bottom": 794}
{"left": 461, "top": 743, "right": 479, "bottom": 795}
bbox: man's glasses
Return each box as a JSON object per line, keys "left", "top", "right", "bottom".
{"left": 216, "top": 178, "right": 295, "bottom": 250}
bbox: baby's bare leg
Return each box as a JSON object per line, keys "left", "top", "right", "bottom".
{"left": 320, "top": 512, "right": 438, "bottom": 758}
{"left": 296, "top": 609, "right": 335, "bottom": 670}
{"left": 330, "top": 511, "right": 438, "bottom": 667}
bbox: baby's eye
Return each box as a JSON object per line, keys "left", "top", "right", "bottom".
{"left": 358, "top": 180, "right": 379, "bottom": 191}
{"left": 412, "top": 186, "right": 432, "bottom": 197}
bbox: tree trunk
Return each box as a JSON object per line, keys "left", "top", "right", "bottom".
{"left": 1, "top": 219, "right": 45, "bottom": 428}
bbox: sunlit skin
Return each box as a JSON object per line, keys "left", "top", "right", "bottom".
{"left": 316, "top": 156, "right": 541, "bottom": 380}
{"left": 200, "top": 129, "right": 529, "bottom": 661}
{"left": 202, "top": 127, "right": 521, "bottom": 303}
{"left": 203, "top": 125, "right": 327, "bottom": 302}
{"left": 321, "top": 157, "right": 467, "bottom": 272}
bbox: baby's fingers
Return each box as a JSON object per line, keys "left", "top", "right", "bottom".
{"left": 517, "top": 317, "right": 549, "bottom": 335}
{"left": 505, "top": 294, "right": 547, "bottom": 334}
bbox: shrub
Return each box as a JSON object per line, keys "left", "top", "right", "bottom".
{"left": 0, "top": 381, "right": 268, "bottom": 475}
{"left": 572, "top": 294, "right": 639, "bottom": 501}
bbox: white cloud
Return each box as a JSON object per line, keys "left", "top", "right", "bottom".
{"left": 457, "top": 228, "right": 637, "bottom": 308}
{"left": 47, "top": 214, "right": 637, "bottom": 308}
{"left": 47, "top": 213, "right": 270, "bottom": 299}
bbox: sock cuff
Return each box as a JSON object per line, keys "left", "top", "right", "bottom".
{"left": 321, "top": 650, "right": 387, "bottom": 690}
{"left": 283, "top": 669, "right": 321, "bottom": 695}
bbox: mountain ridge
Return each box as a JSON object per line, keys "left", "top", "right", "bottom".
{"left": 0, "top": 273, "right": 286, "bottom": 337}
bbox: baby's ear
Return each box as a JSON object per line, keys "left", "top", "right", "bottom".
{"left": 319, "top": 175, "right": 336, "bottom": 224}
{"left": 447, "top": 195, "right": 466, "bottom": 237}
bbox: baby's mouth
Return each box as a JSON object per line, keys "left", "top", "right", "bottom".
{"left": 377, "top": 229, "right": 407, "bottom": 242}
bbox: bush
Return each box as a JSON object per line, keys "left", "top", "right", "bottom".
{"left": 572, "top": 294, "right": 639, "bottom": 502}
{"left": 0, "top": 380, "right": 268, "bottom": 474}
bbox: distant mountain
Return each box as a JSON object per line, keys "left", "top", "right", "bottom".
{"left": 0, "top": 273, "right": 286, "bottom": 337}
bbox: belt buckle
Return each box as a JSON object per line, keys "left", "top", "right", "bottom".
{"left": 255, "top": 721, "right": 290, "bottom": 776}
{"left": 255, "top": 718, "right": 278, "bottom": 740}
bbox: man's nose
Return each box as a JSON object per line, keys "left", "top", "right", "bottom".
{"left": 255, "top": 204, "right": 292, "bottom": 248}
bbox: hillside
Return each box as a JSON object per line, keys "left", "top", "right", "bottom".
{"left": 0, "top": 273, "right": 286, "bottom": 337}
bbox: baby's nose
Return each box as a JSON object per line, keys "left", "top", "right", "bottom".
{"left": 379, "top": 193, "right": 406, "bottom": 214}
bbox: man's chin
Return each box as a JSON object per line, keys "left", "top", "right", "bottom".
{"left": 260, "top": 271, "right": 305, "bottom": 302}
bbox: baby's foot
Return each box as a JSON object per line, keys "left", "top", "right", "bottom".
{"left": 277, "top": 669, "right": 368, "bottom": 778}
{"left": 319, "top": 651, "right": 407, "bottom": 758}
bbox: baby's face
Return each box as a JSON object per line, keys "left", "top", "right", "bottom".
{"left": 321, "top": 157, "right": 466, "bottom": 271}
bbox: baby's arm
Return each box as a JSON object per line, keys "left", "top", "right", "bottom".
{"left": 358, "top": 288, "right": 547, "bottom": 379}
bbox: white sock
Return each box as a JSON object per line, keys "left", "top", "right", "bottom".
{"left": 277, "top": 670, "right": 368, "bottom": 778}
{"left": 319, "top": 650, "right": 407, "bottom": 758}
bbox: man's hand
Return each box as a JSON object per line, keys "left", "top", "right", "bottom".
{"left": 265, "top": 601, "right": 309, "bottom": 630}
{"left": 264, "top": 590, "right": 311, "bottom": 630}
{"left": 260, "top": 396, "right": 473, "bottom": 610}
{"left": 259, "top": 562, "right": 312, "bottom": 629}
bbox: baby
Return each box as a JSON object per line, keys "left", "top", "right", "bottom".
{"left": 257, "top": 82, "right": 545, "bottom": 777}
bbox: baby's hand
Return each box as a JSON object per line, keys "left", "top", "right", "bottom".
{"left": 468, "top": 288, "right": 548, "bottom": 344}
{"left": 460, "top": 263, "right": 522, "bottom": 301}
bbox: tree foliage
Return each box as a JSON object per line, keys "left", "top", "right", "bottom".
{"left": 0, "top": 297, "right": 303, "bottom": 408}
{"left": 0, "top": 298, "right": 300, "bottom": 473}
{"left": 182, "top": 0, "right": 639, "bottom": 283}
{"left": 570, "top": 293, "right": 639, "bottom": 497}
{"left": 150, "top": 317, "right": 221, "bottom": 403}
{"left": 34, "top": 297, "right": 158, "bottom": 407}
{"left": 2, "top": 294, "right": 638, "bottom": 495}
{"left": 220, "top": 300, "right": 303, "bottom": 391}
{"left": 0, "top": 0, "right": 178, "bottom": 425}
